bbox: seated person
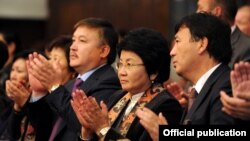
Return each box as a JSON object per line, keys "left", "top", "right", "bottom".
{"left": 71, "top": 28, "right": 183, "bottom": 141}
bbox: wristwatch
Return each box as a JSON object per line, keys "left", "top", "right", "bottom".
{"left": 97, "top": 127, "right": 111, "bottom": 138}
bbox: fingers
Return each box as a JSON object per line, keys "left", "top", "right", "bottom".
{"left": 100, "top": 101, "right": 108, "bottom": 115}
{"left": 136, "top": 107, "right": 159, "bottom": 141}
{"left": 231, "top": 61, "right": 250, "bottom": 91}
{"left": 71, "top": 100, "right": 91, "bottom": 128}
{"left": 87, "top": 97, "right": 102, "bottom": 115}
{"left": 158, "top": 113, "right": 168, "bottom": 125}
{"left": 136, "top": 107, "right": 158, "bottom": 125}
{"left": 72, "top": 89, "right": 87, "bottom": 108}
{"left": 6, "top": 80, "right": 30, "bottom": 107}
{"left": 220, "top": 91, "right": 250, "bottom": 118}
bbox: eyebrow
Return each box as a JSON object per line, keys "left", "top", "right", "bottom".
{"left": 120, "top": 58, "right": 136, "bottom": 62}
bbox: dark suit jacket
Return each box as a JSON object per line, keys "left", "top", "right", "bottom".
{"left": 229, "top": 27, "right": 250, "bottom": 68}
{"left": 101, "top": 89, "right": 183, "bottom": 141}
{"left": 44, "top": 65, "right": 121, "bottom": 141}
{"left": 8, "top": 98, "right": 54, "bottom": 141}
{"left": 181, "top": 64, "right": 237, "bottom": 125}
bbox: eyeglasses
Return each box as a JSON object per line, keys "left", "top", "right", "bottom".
{"left": 116, "top": 62, "right": 144, "bottom": 70}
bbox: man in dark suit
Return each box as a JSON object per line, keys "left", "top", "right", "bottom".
{"left": 26, "top": 18, "right": 121, "bottom": 140}
{"left": 197, "top": 0, "right": 250, "bottom": 68}
{"left": 171, "top": 12, "right": 237, "bottom": 124}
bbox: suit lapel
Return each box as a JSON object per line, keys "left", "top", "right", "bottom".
{"left": 184, "top": 64, "right": 229, "bottom": 121}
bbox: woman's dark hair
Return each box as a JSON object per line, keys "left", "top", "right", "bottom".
{"left": 117, "top": 28, "right": 170, "bottom": 83}
{"left": 0, "top": 31, "right": 22, "bottom": 54}
{"left": 46, "top": 35, "right": 75, "bottom": 73}
{"left": 0, "top": 41, "right": 8, "bottom": 68}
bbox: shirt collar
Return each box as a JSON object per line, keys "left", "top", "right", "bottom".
{"left": 77, "top": 64, "right": 106, "bottom": 81}
{"left": 231, "top": 25, "right": 236, "bottom": 34}
{"left": 194, "top": 63, "right": 221, "bottom": 93}
{"left": 131, "top": 92, "right": 144, "bottom": 101}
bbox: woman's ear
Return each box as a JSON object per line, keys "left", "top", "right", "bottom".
{"left": 150, "top": 73, "right": 158, "bottom": 82}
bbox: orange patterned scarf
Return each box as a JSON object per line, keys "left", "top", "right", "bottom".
{"left": 108, "top": 84, "right": 165, "bottom": 136}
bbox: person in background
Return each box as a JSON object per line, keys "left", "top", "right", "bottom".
{"left": 71, "top": 28, "right": 182, "bottom": 141}
{"left": 26, "top": 18, "right": 121, "bottom": 141}
{"left": 1, "top": 50, "right": 36, "bottom": 141}
{"left": 6, "top": 35, "right": 77, "bottom": 141}
{"left": 0, "top": 31, "right": 22, "bottom": 90}
{"left": 235, "top": 5, "right": 250, "bottom": 36}
{"left": 0, "top": 41, "right": 9, "bottom": 99}
{"left": 196, "top": 0, "right": 250, "bottom": 68}
{"left": 0, "top": 41, "right": 9, "bottom": 138}
{"left": 0, "top": 41, "right": 9, "bottom": 69}
{"left": 220, "top": 61, "right": 250, "bottom": 121}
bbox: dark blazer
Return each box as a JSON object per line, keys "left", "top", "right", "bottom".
{"left": 181, "top": 64, "right": 237, "bottom": 125}
{"left": 7, "top": 98, "right": 53, "bottom": 141}
{"left": 102, "top": 89, "right": 183, "bottom": 141}
{"left": 229, "top": 27, "right": 250, "bottom": 68}
{"left": 44, "top": 65, "right": 121, "bottom": 141}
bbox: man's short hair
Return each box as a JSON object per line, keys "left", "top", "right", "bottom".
{"left": 175, "top": 12, "right": 232, "bottom": 64}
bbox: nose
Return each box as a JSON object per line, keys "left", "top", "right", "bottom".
{"left": 10, "top": 71, "right": 17, "bottom": 81}
{"left": 70, "top": 42, "right": 77, "bottom": 50}
{"left": 170, "top": 45, "right": 176, "bottom": 57}
{"left": 118, "top": 67, "right": 127, "bottom": 76}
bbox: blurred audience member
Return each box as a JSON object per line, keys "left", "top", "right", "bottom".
{"left": 0, "top": 41, "right": 9, "bottom": 69}
{"left": 197, "top": 0, "right": 250, "bottom": 68}
{"left": 0, "top": 31, "right": 22, "bottom": 91}
{"left": 235, "top": 5, "right": 250, "bottom": 36}
{"left": 0, "top": 50, "right": 35, "bottom": 141}
{"left": 220, "top": 61, "right": 250, "bottom": 121}
{"left": 0, "top": 41, "right": 9, "bottom": 125}
{"left": 7, "top": 35, "right": 77, "bottom": 141}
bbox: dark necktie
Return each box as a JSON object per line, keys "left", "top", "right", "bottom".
{"left": 72, "top": 78, "right": 83, "bottom": 93}
{"left": 187, "top": 88, "right": 198, "bottom": 112}
{"left": 48, "top": 78, "right": 83, "bottom": 141}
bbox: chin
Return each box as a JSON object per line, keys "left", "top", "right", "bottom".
{"left": 69, "top": 62, "right": 78, "bottom": 68}
{"left": 121, "top": 86, "right": 130, "bottom": 91}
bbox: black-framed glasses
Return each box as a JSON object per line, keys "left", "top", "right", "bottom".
{"left": 116, "top": 62, "right": 144, "bottom": 70}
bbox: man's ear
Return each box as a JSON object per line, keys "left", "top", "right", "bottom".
{"left": 197, "top": 37, "right": 208, "bottom": 54}
{"left": 100, "top": 45, "right": 110, "bottom": 58}
{"left": 212, "top": 6, "right": 222, "bottom": 17}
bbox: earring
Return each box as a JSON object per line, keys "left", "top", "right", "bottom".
{"left": 151, "top": 80, "right": 154, "bottom": 84}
